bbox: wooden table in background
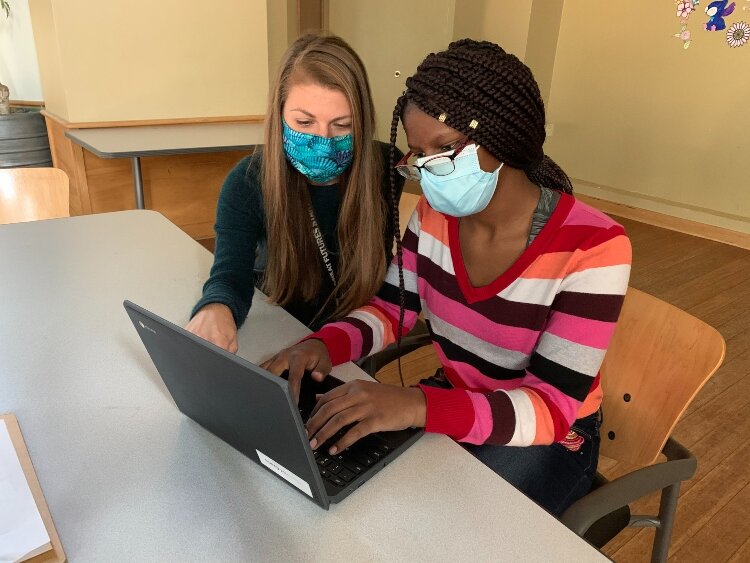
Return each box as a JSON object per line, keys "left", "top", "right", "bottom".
{"left": 66, "top": 122, "right": 264, "bottom": 209}
{"left": 43, "top": 112, "right": 261, "bottom": 243}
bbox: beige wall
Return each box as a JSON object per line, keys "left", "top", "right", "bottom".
{"left": 29, "top": 0, "right": 746, "bottom": 233}
{"left": 453, "top": 0, "right": 533, "bottom": 59}
{"left": 545, "top": 2, "right": 750, "bottom": 233}
{"left": 328, "top": 0, "right": 456, "bottom": 145}
{"left": 267, "top": 0, "right": 298, "bottom": 86}
{"left": 453, "top": 0, "right": 561, "bottom": 104}
{"left": 29, "top": 0, "right": 268, "bottom": 123}
{"left": 328, "top": 0, "right": 749, "bottom": 235}
{"left": 28, "top": 0, "right": 68, "bottom": 115}
{"left": 326, "top": 0, "right": 558, "bottom": 165}
{"left": 524, "top": 0, "right": 563, "bottom": 105}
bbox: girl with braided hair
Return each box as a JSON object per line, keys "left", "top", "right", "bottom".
{"left": 264, "top": 39, "right": 631, "bottom": 515}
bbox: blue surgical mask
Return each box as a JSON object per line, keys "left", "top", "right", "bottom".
{"left": 418, "top": 144, "right": 503, "bottom": 217}
{"left": 282, "top": 119, "right": 353, "bottom": 184}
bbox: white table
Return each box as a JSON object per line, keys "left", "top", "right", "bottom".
{"left": 0, "top": 211, "right": 607, "bottom": 562}
{"left": 65, "top": 122, "right": 264, "bottom": 209}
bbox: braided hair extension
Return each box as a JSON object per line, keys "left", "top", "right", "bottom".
{"left": 387, "top": 39, "right": 573, "bottom": 377}
{"left": 403, "top": 39, "right": 572, "bottom": 193}
{"left": 388, "top": 94, "right": 408, "bottom": 387}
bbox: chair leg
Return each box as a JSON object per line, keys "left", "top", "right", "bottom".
{"left": 651, "top": 482, "right": 681, "bottom": 563}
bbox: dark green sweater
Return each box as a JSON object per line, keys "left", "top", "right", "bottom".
{"left": 192, "top": 142, "right": 404, "bottom": 331}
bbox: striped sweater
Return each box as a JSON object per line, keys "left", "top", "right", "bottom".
{"left": 307, "top": 194, "right": 632, "bottom": 446}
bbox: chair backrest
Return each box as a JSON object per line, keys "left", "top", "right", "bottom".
{"left": 0, "top": 167, "right": 70, "bottom": 224}
{"left": 599, "top": 287, "right": 725, "bottom": 466}
{"left": 398, "top": 191, "right": 421, "bottom": 238}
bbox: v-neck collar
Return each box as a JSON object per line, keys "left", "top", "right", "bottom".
{"left": 447, "top": 192, "right": 574, "bottom": 304}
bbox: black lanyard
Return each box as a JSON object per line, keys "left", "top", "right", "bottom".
{"left": 307, "top": 204, "right": 336, "bottom": 286}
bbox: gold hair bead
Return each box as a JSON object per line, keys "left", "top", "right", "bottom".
{"left": 438, "top": 113, "right": 447, "bottom": 122}
{"left": 469, "top": 119, "right": 479, "bottom": 129}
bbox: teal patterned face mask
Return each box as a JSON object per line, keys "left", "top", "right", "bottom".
{"left": 282, "top": 119, "right": 353, "bottom": 184}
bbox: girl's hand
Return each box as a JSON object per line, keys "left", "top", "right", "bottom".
{"left": 305, "top": 381, "right": 426, "bottom": 454}
{"left": 260, "top": 339, "right": 332, "bottom": 404}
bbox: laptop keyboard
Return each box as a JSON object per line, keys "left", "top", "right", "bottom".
{"left": 312, "top": 432, "right": 393, "bottom": 488}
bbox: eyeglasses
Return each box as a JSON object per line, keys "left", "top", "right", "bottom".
{"left": 395, "top": 138, "right": 474, "bottom": 181}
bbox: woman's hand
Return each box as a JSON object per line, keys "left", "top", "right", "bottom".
{"left": 185, "top": 303, "right": 238, "bottom": 353}
{"left": 306, "top": 381, "right": 426, "bottom": 455}
{"left": 260, "top": 339, "right": 332, "bottom": 404}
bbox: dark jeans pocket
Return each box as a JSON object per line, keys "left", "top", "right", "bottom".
{"left": 554, "top": 412, "right": 602, "bottom": 514}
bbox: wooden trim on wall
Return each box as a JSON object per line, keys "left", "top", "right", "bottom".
{"left": 573, "top": 178, "right": 750, "bottom": 226}
{"left": 577, "top": 194, "right": 750, "bottom": 251}
{"left": 9, "top": 99, "right": 45, "bottom": 107}
{"left": 41, "top": 110, "right": 264, "bottom": 129}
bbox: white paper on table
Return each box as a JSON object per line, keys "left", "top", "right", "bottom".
{"left": 0, "top": 420, "right": 51, "bottom": 563}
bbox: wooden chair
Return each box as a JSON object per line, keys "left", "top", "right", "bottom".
{"left": 560, "top": 287, "right": 725, "bottom": 562}
{"left": 0, "top": 167, "right": 70, "bottom": 224}
{"left": 397, "top": 190, "right": 421, "bottom": 238}
{"left": 362, "top": 287, "right": 726, "bottom": 562}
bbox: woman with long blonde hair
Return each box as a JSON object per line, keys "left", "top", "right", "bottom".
{"left": 188, "top": 34, "right": 402, "bottom": 351}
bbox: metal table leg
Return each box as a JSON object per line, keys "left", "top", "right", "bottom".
{"left": 131, "top": 156, "right": 145, "bottom": 209}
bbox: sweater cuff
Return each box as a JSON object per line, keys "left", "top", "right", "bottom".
{"left": 419, "top": 385, "right": 475, "bottom": 439}
{"left": 300, "top": 325, "right": 353, "bottom": 366}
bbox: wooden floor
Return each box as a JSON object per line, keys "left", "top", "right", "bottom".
{"left": 375, "top": 216, "right": 750, "bottom": 562}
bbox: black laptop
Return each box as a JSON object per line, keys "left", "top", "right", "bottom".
{"left": 124, "top": 300, "right": 423, "bottom": 509}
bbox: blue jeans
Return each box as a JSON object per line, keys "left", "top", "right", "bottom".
{"left": 463, "top": 411, "right": 601, "bottom": 516}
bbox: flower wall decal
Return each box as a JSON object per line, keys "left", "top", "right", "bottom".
{"left": 674, "top": 0, "right": 750, "bottom": 47}
{"left": 674, "top": 0, "right": 698, "bottom": 48}
{"left": 726, "top": 20, "right": 750, "bottom": 45}
{"left": 677, "top": 0, "right": 695, "bottom": 18}
{"left": 675, "top": 25, "right": 693, "bottom": 47}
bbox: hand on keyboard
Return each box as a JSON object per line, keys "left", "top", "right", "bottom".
{"left": 305, "top": 380, "right": 426, "bottom": 455}
{"left": 260, "top": 339, "right": 332, "bottom": 405}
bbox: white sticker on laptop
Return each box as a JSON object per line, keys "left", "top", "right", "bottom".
{"left": 256, "top": 449, "right": 312, "bottom": 498}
